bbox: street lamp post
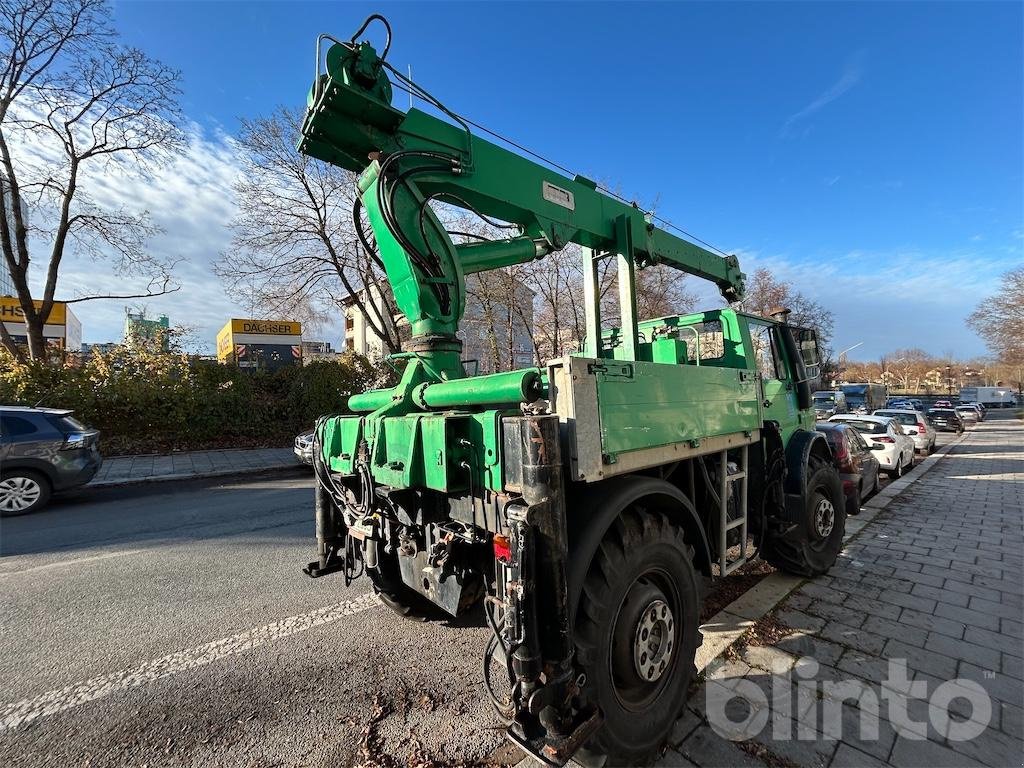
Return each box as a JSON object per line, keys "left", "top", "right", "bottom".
{"left": 836, "top": 342, "right": 863, "bottom": 385}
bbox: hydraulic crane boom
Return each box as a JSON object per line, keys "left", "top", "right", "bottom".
{"left": 299, "top": 19, "right": 744, "bottom": 374}
{"left": 297, "top": 18, "right": 839, "bottom": 768}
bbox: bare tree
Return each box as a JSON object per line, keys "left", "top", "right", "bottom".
{"left": 967, "top": 265, "right": 1024, "bottom": 365}
{"left": 736, "top": 267, "right": 835, "bottom": 349}
{"left": 0, "top": 0, "right": 185, "bottom": 360}
{"left": 216, "top": 107, "right": 402, "bottom": 354}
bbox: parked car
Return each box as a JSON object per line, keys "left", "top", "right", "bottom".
{"left": 873, "top": 409, "right": 937, "bottom": 454}
{"left": 934, "top": 400, "right": 954, "bottom": 408}
{"left": 811, "top": 390, "right": 848, "bottom": 420}
{"left": 294, "top": 429, "right": 314, "bottom": 465}
{"left": 0, "top": 406, "right": 102, "bottom": 516}
{"left": 828, "top": 414, "right": 916, "bottom": 478}
{"left": 816, "top": 422, "right": 881, "bottom": 516}
{"left": 908, "top": 398, "right": 925, "bottom": 412}
{"left": 955, "top": 405, "right": 980, "bottom": 428}
{"left": 886, "top": 398, "right": 913, "bottom": 410}
{"left": 927, "top": 408, "right": 964, "bottom": 434}
{"left": 960, "top": 402, "right": 985, "bottom": 421}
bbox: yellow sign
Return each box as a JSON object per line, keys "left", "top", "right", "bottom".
{"left": 0, "top": 297, "right": 67, "bottom": 325}
{"left": 216, "top": 323, "right": 233, "bottom": 362}
{"left": 229, "top": 319, "right": 302, "bottom": 336}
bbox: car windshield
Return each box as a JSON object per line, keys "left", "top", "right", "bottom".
{"left": 832, "top": 419, "right": 887, "bottom": 434}
{"left": 875, "top": 411, "right": 917, "bottom": 425}
{"left": 813, "top": 394, "right": 835, "bottom": 403}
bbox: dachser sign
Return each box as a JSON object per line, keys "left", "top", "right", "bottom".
{"left": 0, "top": 297, "right": 67, "bottom": 324}
{"left": 230, "top": 319, "right": 302, "bottom": 336}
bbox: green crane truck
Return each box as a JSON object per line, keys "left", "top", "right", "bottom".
{"left": 300, "top": 16, "right": 845, "bottom": 766}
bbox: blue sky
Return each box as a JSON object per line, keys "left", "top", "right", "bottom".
{"left": 59, "top": 1, "right": 1022, "bottom": 358}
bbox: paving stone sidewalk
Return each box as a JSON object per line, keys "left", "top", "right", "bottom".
{"left": 666, "top": 413, "right": 1023, "bottom": 768}
{"left": 89, "top": 447, "right": 301, "bottom": 487}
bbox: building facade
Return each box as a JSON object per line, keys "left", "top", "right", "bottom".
{"left": 124, "top": 312, "right": 170, "bottom": 350}
{"left": 216, "top": 319, "right": 303, "bottom": 371}
{"left": 0, "top": 297, "right": 81, "bottom": 356}
{"left": 1, "top": 176, "right": 27, "bottom": 298}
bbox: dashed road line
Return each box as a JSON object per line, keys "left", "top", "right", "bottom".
{"left": 0, "top": 549, "right": 146, "bottom": 577}
{"left": 0, "top": 592, "right": 378, "bottom": 730}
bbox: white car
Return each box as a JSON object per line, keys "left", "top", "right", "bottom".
{"left": 828, "top": 415, "right": 916, "bottom": 478}
{"left": 873, "top": 409, "right": 937, "bottom": 454}
{"left": 955, "top": 405, "right": 980, "bottom": 428}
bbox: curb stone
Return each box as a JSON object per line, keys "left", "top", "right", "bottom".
{"left": 87, "top": 461, "right": 305, "bottom": 489}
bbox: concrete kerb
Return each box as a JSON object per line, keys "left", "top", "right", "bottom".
{"left": 511, "top": 431, "right": 970, "bottom": 768}
{"left": 88, "top": 461, "right": 305, "bottom": 489}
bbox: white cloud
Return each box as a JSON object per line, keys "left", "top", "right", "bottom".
{"left": 684, "top": 246, "right": 1008, "bottom": 359}
{"left": 20, "top": 123, "right": 254, "bottom": 352}
{"left": 782, "top": 50, "right": 866, "bottom": 136}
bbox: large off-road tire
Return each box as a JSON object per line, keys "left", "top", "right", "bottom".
{"left": 574, "top": 509, "right": 702, "bottom": 767}
{"left": 762, "top": 456, "right": 845, "bottom": 577}
{"left": 365, "top": 549, "right": 441, "bottom": 622}
{"left": 0, "top": 470, "right": 51, "bottom": 517}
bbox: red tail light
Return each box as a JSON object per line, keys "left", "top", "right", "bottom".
{"left": 493, "top": 534, "right": 512, "bottom": 564}
{"left": 917, "top": 422, "right": 928, "bottom": 434}
{"left": 876, "top": 436, "right": 896, "bottom": 444}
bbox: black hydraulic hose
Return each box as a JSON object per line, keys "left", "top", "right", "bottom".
{"left": 352, "top": 196, "right": 387, "bottom": 274}
{"left": 375, "top": 150, "right": 460, "bottom": 313}
{"left": 349, "top": 14, "right": 392, "bottom": 60}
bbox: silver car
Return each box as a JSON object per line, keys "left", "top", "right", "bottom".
{"left": 294, "top": 429, "right": 314, "bottom": 465}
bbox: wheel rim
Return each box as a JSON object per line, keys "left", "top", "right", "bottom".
{"left": 633, "top": 599, "right": 674, "bottom": 682}
{"left": 0, "top": 476, "right": 41, "bottom": 512}
{"left": 610, "top": 572, "right": 679, "bottom": 711}
{"left": 813, "top": 496, "right": 836, "bottom": 539}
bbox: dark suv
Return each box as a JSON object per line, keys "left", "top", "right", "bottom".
{"left": 0, "top": 407, "right": 102, "bottom": 516}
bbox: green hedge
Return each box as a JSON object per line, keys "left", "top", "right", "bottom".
{"left": 0, "top": 347, "right": 382, "bottom": 456}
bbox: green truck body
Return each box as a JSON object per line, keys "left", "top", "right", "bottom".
{"left": 300, "top": 17, "right": 844, "bottom": 767}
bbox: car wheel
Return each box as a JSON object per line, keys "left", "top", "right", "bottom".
{"left": 888, "top": 457, "right": 903, "bottom": 479}
{"left": 0, "top": 470, "right": 51, "bottom": 516}
{"left": 872, "top": 468, "right": 881, "bottom": 496}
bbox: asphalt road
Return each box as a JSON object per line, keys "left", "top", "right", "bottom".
{"left": 0, "top": 424, "right": 965, "bottom": 768}
{"left": 0, "top": 472, "right": 514, "bottom": 768}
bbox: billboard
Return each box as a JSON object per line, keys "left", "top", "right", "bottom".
{"left": 216, "top": 318, "right": 303, "bottom": 371}
{"left": 1, "top": 297, "right": 80, "bottom": 355}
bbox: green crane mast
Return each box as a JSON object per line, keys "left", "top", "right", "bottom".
{"left": 300, "top": 15, "right": 843, "bottom": 767}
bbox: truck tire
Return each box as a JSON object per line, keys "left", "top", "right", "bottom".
{"left": 762, "top": 456, "right": 845, "bottom": 577}
{"left": 365, "top": 551, "right": 441, "bottom": 622}
{"left": 574, "top": 508, "right": 702, "bottom": 766}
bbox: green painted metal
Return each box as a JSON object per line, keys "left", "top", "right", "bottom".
{"left": 301, "top": 21, "right": 817, "bottom": 506}
{"left": 414, "top": 369, "right": 543, "bottom": 409}
{"left": 595, "top": 361, "right": 760, "bottom": 458}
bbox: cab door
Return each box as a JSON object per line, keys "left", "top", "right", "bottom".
{"left": 749, "top": 321, "right": 799, "bottom": 438}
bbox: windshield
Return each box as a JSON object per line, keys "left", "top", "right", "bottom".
{"left": 875, "top": 411, "right": 917, "bottom": 425}
{"left": 831, "top": 418, "right": 887, "bottom": 434}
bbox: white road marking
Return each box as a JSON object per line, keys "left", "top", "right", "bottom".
{"left": 0, "top": 549, "right": 146, "bottom": 577}
{"left": 0, "top": 592, "right": 378, "bottom": 730}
